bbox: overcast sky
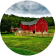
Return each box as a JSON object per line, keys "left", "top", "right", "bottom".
{"left": 5, "top": 1, "right": 52, "bottom": 18}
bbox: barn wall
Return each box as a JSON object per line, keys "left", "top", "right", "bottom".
{"left": 23, "top": 25, "right": 29, "bottom": 30}
{"left": 20, "top": 23, "right": 29, "bottom": 30}
{"left": 36, "top": 18, "right": 48, "bottom": 32}
{"left": 20, "top": 23, "right": 23, "bottom": 30}
{"left": 29, "top": 25, "right": 35, "bottom": 32}
{"left": 20, "top": 18, "right": 48, "bottom": 32}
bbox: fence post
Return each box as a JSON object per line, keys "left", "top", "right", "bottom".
{"left": 28, "top": 30, "right": 29, "bottom": 36}
{"left": 19, "top": 33, "right": 20, "bottom": 36}
{"left": 21, "top": 32, "right": 22, "bottom": 36}
{"left": 14, "top": 32, "right": 16, "bottom": 36}
{"left": 37, "top": 33, "right": 38, "bottom": 37}
{"left": 23, "top": 30, "right": 24, "bottom": 36}
{"left": 32, "top": 33, "right": 33, "bottom": 36}
{"left": 16, "top": 32, "right": 17, "bottom": 35}
{"left": 48, "top": 33, "right": 49, "bottom": 37}
{"left": 42, "top": 33, "right": 43, "bottom": 37}
{"left": 25, "top": 30, "right": 26, "bottom": 36}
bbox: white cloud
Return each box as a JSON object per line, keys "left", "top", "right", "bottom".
{"left": 5, "top": 1, "right": 51, "bottom": 18}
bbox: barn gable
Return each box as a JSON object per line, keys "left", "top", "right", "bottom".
{"left": 21, "top": 18, "right": 40, "bottom": 26}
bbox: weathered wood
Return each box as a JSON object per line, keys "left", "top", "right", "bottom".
{"left": 48, "top": 33, "right": 49, "bottom": 37}
{"left": 42, "top": 33, "right": 43, "bottom": 37}
{"left": 15, "top": 31, "right": 54, "bottom": 37}
{"left": 32, "top": 33, "right": 33, "bottom": 36}
{"left": 37, "top": 33, "right": 38, "bottom": 37}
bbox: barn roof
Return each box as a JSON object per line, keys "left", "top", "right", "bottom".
{"left": 21, "top": 18, "right": 40, "bottom": 25}
{"left": 17, "top": 28, "right": 22, "bottom": 31}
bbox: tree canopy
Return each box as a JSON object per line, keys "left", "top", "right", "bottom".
{"left": 1, "top": 14, "right": 54, "bottom": 32}
{"left": 1, "top": 18, "right": 11, "bottom": 33}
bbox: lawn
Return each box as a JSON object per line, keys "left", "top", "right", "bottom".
{"left": 1, "top": 32, "right": 53, "bottom": 55}
{"left": 1, "top": 28, "right": 54, "bottom": 55}
{"left": 1, "top": 32, "right": 15, "bottom": 36}
{"left": 48, "top": 29, "right": 55, "bottom": 33}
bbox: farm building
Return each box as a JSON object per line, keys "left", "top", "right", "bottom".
{"left": 17, "top": 28, "right": 22, "bottom": 33}
{"left": 10, "top": 26, "right": 18, "bottom": 32}
{"left": 20, "top": 18, "right": 48, "bottom": 33}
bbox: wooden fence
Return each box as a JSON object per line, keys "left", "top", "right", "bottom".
{"left": 15, "top": 32, "right": 54, "bottom": 37}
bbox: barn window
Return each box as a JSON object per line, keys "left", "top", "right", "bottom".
{"left": 31, "top": 30, "right": 32, "bottom": 32}
{"left": 39, "top": 30, "right": 40, "bottom": 32}
{"left": 44, "top": 30, "right": 45, "bottom": 32}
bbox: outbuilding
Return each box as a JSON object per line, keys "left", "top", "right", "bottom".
{"left": 20, "top": 18, "right": 48, "bottom": 33}
{"left": 17, "top": 28, "right": 22, "bottom": 33}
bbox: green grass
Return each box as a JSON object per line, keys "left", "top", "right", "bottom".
{"left": 48, "top": 29, "right": 55, "bottom": 33}
{"left": 1, "top": 35, "right": 53, "bottom": 55}
{"left": 1, "top": 32, "right": 7, "bottom": 33}
{"left": 1, "top": 32, "right": 15, "bottom": 36}
{"left": 1, "top": 29, "right": 54, "bottom": 55}
{"left": 8, "top": 47, "right": 36, "bottom": 55}
{"left": 48, "top": 26, "right": 55, "bottom": 33}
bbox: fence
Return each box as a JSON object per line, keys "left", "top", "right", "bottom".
{"left": 15, "top": 32, "right": 54, "bottom": 37}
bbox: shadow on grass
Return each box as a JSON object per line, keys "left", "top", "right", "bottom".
{"left": 8, "top": 47, "right": 36, "bottom": 55}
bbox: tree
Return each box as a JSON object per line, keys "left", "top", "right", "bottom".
{"left": 1, "top": 19, "right": 11, "bottom": 33}
{"left": 0, "top": 19, "right": 5, "bottom": 33}
{"left": 13, "top": 23, "right": 17, "bottom": 31}
{"left": 53, "top": 21, "right": 55, "bottom": 26}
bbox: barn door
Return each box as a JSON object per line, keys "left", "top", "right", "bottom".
{"left": 33, "top": 30, "right": 35, "bottom": 34}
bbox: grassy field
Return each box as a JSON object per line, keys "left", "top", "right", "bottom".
{"left": 48, "top": 29, "right": 55, "bottom": 33}
{"left": 1, "top": 36, "right": 53, "bottom": 56}
{"left": 1, "top": 32, "right": 53, "bottom": 55}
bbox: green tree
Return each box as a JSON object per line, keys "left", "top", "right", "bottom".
{"left": 53, "top": 21, "right": 55, "bottom": 26}
{"left": 1, "top": 19, "right": 11, "bottom": 33}
{"left": 13, "top": 23, "right": 17, "bottom": 31}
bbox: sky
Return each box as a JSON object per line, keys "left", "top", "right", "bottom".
{"left": 5, "top": 1, "right": 52, "bottom": 18}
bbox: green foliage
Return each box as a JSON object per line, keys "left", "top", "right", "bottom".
{"left": 1, "top": 32, "right": 14, "bottom": 36}
{"left": 53, "top": 21, "right": 55, "bottom": 26}
{"left": 2, "top": 14, "right": 54, "bottom": 28}
{"left": 48, "top": 26, "right": 55, "bottom": 29}
{"left": 13, "top": 23, "right": 17, "bottom": 28}
{"left": 1, "top": 19, "right": 11, "bottom": 32}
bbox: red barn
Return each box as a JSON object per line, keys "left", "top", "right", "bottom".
{"left": 20, "top": 18, "right": 48, "bottom": 33}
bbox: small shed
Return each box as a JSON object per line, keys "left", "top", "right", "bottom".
{"left": 17, "top": 28, "right": 22, "bottom": 33}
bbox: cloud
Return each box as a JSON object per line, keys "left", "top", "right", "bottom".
{"left": 5, "top": 1, "right": 51, "bottom": 17}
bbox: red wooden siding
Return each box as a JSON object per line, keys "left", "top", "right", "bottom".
{"left": 20, "top": 18, "right": 48, "bottom": 32}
